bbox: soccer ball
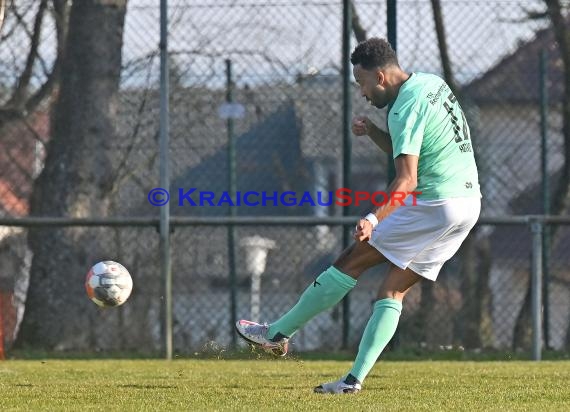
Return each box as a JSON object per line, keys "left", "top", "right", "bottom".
{"left": 85, "top": 261, "right": 133, "bottom": 307}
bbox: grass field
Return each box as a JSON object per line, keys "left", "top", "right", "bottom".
{"left": 0, "top": 356, "right": 569, "bottom": 411}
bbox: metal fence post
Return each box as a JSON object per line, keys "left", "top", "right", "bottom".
{"left": 159, "top": 0, "right": 172, "bottom": 361}
{"left": 226, "top": 59, "right": 238, "bottom": 348}
{"left": 387, "top": 0, "right": 397, "bottom": 187}
{"left": 341, "top": 0, "right": 352, "bottom": 350}
{"left": 530, "top": 219, "right": 543, "bottom": 361}
{"left": 386, "top": 0, "right": 399, "bottom": 350}
{"left": 539, "top": 49, "right": 550, "bottom": 349}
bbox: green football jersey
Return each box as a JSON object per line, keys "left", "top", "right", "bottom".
{"left": 388, "top": 72, "right": 481, "bottom": 199}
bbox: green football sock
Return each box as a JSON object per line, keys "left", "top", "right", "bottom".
{"left": 267, "top": 266, "right": 356, "bottom": 339}
{"left": 348, "top": 298, "right": 402, "bottom": 383}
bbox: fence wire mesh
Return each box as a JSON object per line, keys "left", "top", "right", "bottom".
{"left": 0, "top": 0, "right": 569, "bottom": 354}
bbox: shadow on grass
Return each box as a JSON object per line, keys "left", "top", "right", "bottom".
{"left": 5, "top": 346, "right": 570, "bottom": 362}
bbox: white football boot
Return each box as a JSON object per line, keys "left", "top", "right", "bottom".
{"left": 314, "top": 377, "right": 361, "bottom": 394}
{"left": 235, "top": 319, "right": 289, "bottom": 356}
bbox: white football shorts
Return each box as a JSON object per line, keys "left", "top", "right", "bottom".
{"left": 367, "top": 196, "right": 481, "bottom": 281}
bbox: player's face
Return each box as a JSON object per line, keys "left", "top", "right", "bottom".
{"left": 353, "top": 64, "right": 389, "bottom": 109}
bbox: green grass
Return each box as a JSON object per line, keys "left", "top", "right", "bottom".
{"left": 0, "top": 357, "right": 569, "bottom": 411}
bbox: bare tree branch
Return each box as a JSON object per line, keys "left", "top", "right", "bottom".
{"left": 52, "top": 0, "right": 69, "bottom": 58}
{"left": 110, "top": 61, "right": 156, "bottom": 193}
{"left": 23, "top": 61, "right": 59, "bottom": 114}
{"left": 0, "top": 0, "right": 68, "bottom": 127}
{"left": 430, "top": 0, "right": 458, "bottom": 94}
{"left": 6, "top": 0, "right": 49, "bottom": 109}
{"left": 350, "top": 0, "right": 367, "bottom": 42}
{"left": 9, "top": 1, "right": 39, "bottom": 45}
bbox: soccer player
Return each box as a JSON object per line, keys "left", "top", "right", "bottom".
{"left": 236, "top": 37, "right": 481, "bottom": 394}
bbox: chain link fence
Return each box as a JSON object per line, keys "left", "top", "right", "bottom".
{"left": 0, "top": 0, "right": 569, "bottom": 355}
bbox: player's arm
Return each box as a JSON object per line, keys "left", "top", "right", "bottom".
{"left": 352, "top": 116, "right": 393, "bottom": 154}
{"left": 354, "top": 154, "right": 418, "bottom": 241}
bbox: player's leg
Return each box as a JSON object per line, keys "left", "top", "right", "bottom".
{"left": 344, "top": 266, "right": 421, "bottom": 383}
{"left": 314, "top": 265, "right": 420, "bottom": 394}
{"left": 315, "top": 198, "right": 481, "bottom": 393}
{"left": 267, "top": 241, "right": 387, "bottom": 337}
{"left": 235, "top": 241, "right": 387, "bottom": 355}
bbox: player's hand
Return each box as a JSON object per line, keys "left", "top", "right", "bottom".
{"left": 352, "top": 116, "right": 369, "bottom": 136}
{"left": 353, "top": 218, "right": 373, "bottom": 242}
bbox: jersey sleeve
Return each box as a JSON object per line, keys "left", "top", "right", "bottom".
{"left": 389, "top": 102, "right": 426, "bottom": 159}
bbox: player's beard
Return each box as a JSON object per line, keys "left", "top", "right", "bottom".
{"left": 372, "top": 98, "right": 388, "bottom": 109}
{"left": 370, "top": 90, "right": 389, "bottom": 109}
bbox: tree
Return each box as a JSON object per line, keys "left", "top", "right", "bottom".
{"left": 16, "top": 0, "right": 128, "bottom": 349}
{"left": 544, "top": 0, "right": 570, "bottom": 219}
{"left": 509, "top": 0, "right": 570, "bottom": 350}
{"left": 542, "top": 0, "right": 570, "bottom": 349}
{"left": 430, "top": 0, "right": 493, "bottom": 349}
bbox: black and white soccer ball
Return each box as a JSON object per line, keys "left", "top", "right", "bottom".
{"left": 85, "top": 261, "right": 133, "bottom": 307}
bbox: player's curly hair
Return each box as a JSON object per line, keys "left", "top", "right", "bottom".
{"left": 350, "top": 38, "right": 399, "bottom": 70}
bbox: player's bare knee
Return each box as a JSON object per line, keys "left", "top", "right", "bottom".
{"left": 377, "top": 266, "right": 422, "bottom": 300}
{"left": 333, "top": 242, "right": 385, "bottom": 279}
